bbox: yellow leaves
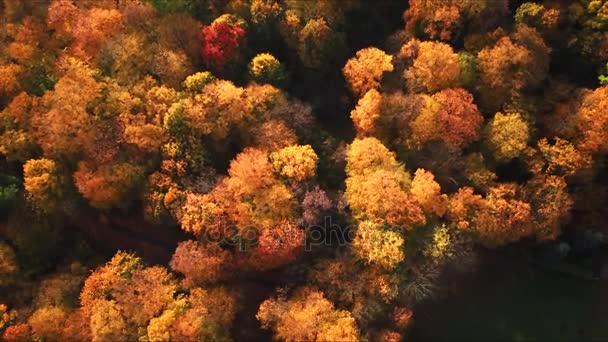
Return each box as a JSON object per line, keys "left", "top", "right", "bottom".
{"left": 345, "top": 137, "right": 403, "bottom": 178}
{"left": 0, "top": 130, "right": 38, "bottom": 162}
{"left": 346, "top": 169, "right": 424, "bottom": 228}
{"left": 408, "top": 94, "right": 442, "bottom": 149}
{"left": 350, "top": 89, "right": 382, "bottom": 136}
{"left": 249, "top": 53, "right": 286, "bottom": 85}
{"left": 89, "top": 300, "right": 128, "bottom": 342}
{"left": 353, "top": 221, "right": 405, "bottom": 269}
{"left": 23, "top": 158, "right": 64, "bottom": 213}
{"left": 28, "top": 306, "right": 68, "bottom": 341}
{"left": 270, "top": 144, "right": 318, "bottom": 181}
{"left": 147, "top": 308, "right": 176, "bottom": 342}
{"left": 182, "top": 80, "right": 246, "bottom": 140}
{"left": 343, "top": 47, "right": 393, "bottom": 97}
{"left": 317, "top": 310, "right": 360, "bottom": 342}
{"left": 425, "top": 224, "right": 453, "bottom": 262}
{"left": 182, "top": 71, "right": 215, "bottom": 93}
{"left": 485, "top": 112, "right": 530, "bottom": 161}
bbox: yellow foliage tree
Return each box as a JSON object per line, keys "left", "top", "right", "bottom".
{"left": 485, "top": 112, "right": 530, "bottom": 161}
{"left": 23, "top": 158, "right": 65, "bottom": 213}
{"left": 270, "top": 144, "right": 318, "bottom": 181}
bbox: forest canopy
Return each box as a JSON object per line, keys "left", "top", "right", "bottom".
{"left": 0, "top": 0, "right": 607, "bottom": 341}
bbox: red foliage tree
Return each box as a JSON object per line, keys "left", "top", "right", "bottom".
{"left": 200, "top": 20, "right": 245, "bottom": 72}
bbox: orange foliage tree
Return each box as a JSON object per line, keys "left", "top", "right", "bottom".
{"left": 343, "top": 47, "right": 394, "bottom": 98}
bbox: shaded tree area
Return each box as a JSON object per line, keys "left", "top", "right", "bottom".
{"left": 0, "top": 0, "right": 607, "bottom": 341}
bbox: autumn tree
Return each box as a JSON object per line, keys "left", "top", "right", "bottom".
{"left": 350, "top": 89, "right": 382, "bottom": 137}
{"left": 353, "top": 220, "right": 405, "bottom": 269}
{"left": 297, "top": 18, "right": 345, "bottom": 70}
{"left": 404, "top": 0, "right": 462, "bottom": 41}
{"left": 410, "top": 169, "right": 448, "bottom": 217}
{"left": 23, "top": 158, "right": 66, "bottom": 214}
{"left": 485, "top": 112, "right": 530, "bottom": 162}
{"left": 476, "top": 25, "right": 550, "bottom": 109}
{"left": 199, "top": 15, "right": 246, "bottom": 73}
{"left": 403, "top": 40, "right": 460, "bottom": 93}
{"left": 73, "top": 161, "right": 145, "bottom": 210}
{"left": 270, "top": 144, "right": 318, "bottom": 182}
{"left": 534, "top": 137, "right": 592, "bottom": 177}
{"left": 346, "top": 138, "right": 425, "bottom": 229}
{"left": 0, "top": 243, "right": 18, "bottom": 287}
{"left": 170, "top": 240, "right": 233, "bottom": 286}
{"left": 80, "top": 252, "right": 179, "bottom": 340}
{"left": 407, "top": 88, "right": 483, "bottom": 149}
{"left": 448, "top": 185, "right": 534, "bottom": 247}
{"left": 430, "top": 88, "right": 484, "bottom": 148}
{"left": 249, "top": 53, "right": 287, "bottom": 86}
{"left": 257, "top": 287, "right": 359, "bottom": 341}
{"left": 574, "top": 85, "right": 608, "bottom": 154}
{"left": 343, "top": 47, "right": 393, "bottom": 98}
{"left": 32, "top": 58, "right": 100, "bottom": 159}
{"left": 523, "top": 175, "right": 572, "bottom": 240}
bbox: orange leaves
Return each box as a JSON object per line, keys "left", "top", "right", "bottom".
{"left": 247, "top": 219, "right": 305, "bottom": 271}
{"left": 170, "top": 240, "right": 233, "bottom": 285}
{"left": 180, "top": 192, "right": 227, "bottom": 238}
{"left": 404, "top": 41, "right": 460, "bottom": 93}
{"left": 411, "top": 169, "right": 448, "bottom": 217}
{"left": 404, "top": 0, "right": 462, "bottom": 41}
{"left": 575, "top": 85, "right": 608, "bottom": 154}
{"left": 48, "top": 1, "right": 123, "bottom": 62}
{"left": 536, "top": 137, "right": 592, "bottom": 176}
{"left": 227, "top": 147, "right": 275, "bottom": 196}
{"left": 347, "top": 169, "right": 425, "bottom": 228}
{"left": 346, "top": 138, "right": 425, "bottom": 229}
{"left": 351, "top": 89, "right": 382, "bottom": 136}
{"left": 523, "top": 175, "right": 573, "bottom": 240}
{"left": 431, "top": 88, "right": 483, "bottom": 148}
{"left": 448, "top": 185, "right": 534, "bottom": 246}
{"left": 73, "top": 161, "right": 145, "bottom": 210}
{"left": 33, "top": 58, "right": 100, "bottom": 158}
{"left": 80, "top": 252, "right": 178, "bottom": 340}
{"left": 257, "top": 287, "right": 359, "bottom": 342}
{"left": 477, "top": 25, "right": 550, "bottom": 107}
{"left": 343, "top": 47, "right": 394, "bottom": 97}
{"left": 0, "top": 64, "right": 22, "bottom": 97}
